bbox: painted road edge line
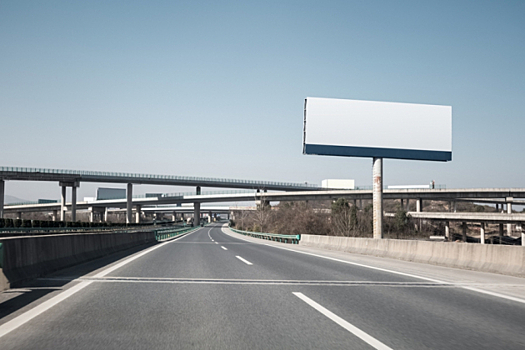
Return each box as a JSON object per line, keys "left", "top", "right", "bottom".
{"left": 0, "top": 228, "right": 200, "bottom": 339}
{"left": 221, "top": 224, "right": 525, "bottom": 305}
{"left": 0, "top": 281, "right": 92, "bottom": 339}
{"left": 235, "top": 256, "right": 253, "bottom": 265}
{"left": 293, "top": 292, "right": 393, "bottom": 350}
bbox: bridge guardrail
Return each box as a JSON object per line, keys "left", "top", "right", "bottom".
{"left": 153, "top": 225, "right": 199, "bottom": 241}
{"left": 229, "top": 226, "right": 300, "bottom": 244}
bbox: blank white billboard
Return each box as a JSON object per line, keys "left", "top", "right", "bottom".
{"left": 303, "top": 97, "right": 452, "bottom": 161}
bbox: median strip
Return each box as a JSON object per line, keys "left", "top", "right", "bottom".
{"left": 0, "top": 227, "right": 199, "bottom": 338}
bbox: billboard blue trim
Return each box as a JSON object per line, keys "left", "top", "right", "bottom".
{"left": 304, "top": 144, "right": 451, "bottom": 162}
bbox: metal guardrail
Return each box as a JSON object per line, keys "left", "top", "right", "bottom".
{"left": 229, "top": 226, "right": 300, "bottom": 244}
{"left": 0, "top": 223, "right": 188, "bottom": 238}
{"left": 154, "top": 226, "right": 199, "bottom": 241}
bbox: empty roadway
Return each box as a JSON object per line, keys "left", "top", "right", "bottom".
{"left": 1, "top": 223, "right": 524, "bottom": 349}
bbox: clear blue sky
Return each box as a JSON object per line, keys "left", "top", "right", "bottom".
{"left": 1, "top": 1, "right": 524, "bottom": 201}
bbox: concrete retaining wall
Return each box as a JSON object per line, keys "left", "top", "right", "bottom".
{"left": 300, "top": 235, "right": 525, "bottom": 277}
{"left": 0, "top": 232, "right": 157, "bottom": 290}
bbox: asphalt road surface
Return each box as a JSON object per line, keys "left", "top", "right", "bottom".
{"left": 1, "top": 223, "right": 524, "bottom": 349}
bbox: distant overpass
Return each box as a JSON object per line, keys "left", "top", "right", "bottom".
{"left": 0, "top": 166, "right": 321, "bottom": 225}
{"left": 5, "top": 188, "right": 525, "bottom": 229}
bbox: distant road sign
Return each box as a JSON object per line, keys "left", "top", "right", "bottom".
{"left": 303, "top": 97, "right": 452, "bottom": 161}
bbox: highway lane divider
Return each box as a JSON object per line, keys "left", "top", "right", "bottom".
{"left": 0, "top": 225, "right": 202, "bottom": 291}
{"left": 229, "top": 226, "right": 300, "bottom": 244}
{"left": 154, "top": 226, "right": 199, "bottom": 241}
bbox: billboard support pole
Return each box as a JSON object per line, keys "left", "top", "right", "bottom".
{"left": 373, "top": 157, "right": 383, "bottom": 239}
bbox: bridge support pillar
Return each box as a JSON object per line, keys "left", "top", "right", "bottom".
{"left": 172, "top": 211, "right": 176, "bottom": 222}
{"left": 405, "top": 199, "right": 409, "bottom": 211}
{"left": 126, "top": 183, "right": 133, "bottom": 224}
{"left": 89, "top": 207, "right": 94, "bottom": 223}
{"left": 60, "top": 185, "right": 66, "bottom": 221}
{"left": 462, "top": 222, "right": 467, "bottom": 242}
{"left": 104, "top": 207, "right": 109, "bottom": 222}
{"left": 416, "top": 199, "right": 422, "bottom": 212}
{"left": 400, "top": 199, "right": 404, "bottom": 210}
{"left": 136, "top": 205, "right": 141, "bottom": 224}
{"left": 71, "top": 186, "right": 77, "bottom": 222}
{"left": 0, "top": 179, "right": 4, "bottom": 219}
{"left": 208, "top": 211, "right": 212, "bottom": 223}
{"left": 453, "top": 201, "right": 457, "bottom": 213}
{"left": 194, "top": 203, "right": 200, "bottom": 227}
{"left": 507, "top": 199, "right": 513, "bottom": 235}
{"left": 480, "top": 222, "right": 485, "bottom": 244}
{"left": 52, "top": 210, "right": 58, "bottom": 221}
{"left": 499, "top": 223, "right": 504, "bottom": 238}
{"left": 445, "top": 221, "right": 450, "bottom": 240}
{"left": 16, "top": 212, "right": 21, "bottom": 220}
{"left": 372, "top": 157, "right": 383, "bottom": 239}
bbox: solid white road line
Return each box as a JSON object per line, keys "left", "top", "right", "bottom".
{"left": 293, "top": 292, "right": 393, "bottom": 350}
{"left": 221, "top": 224, "right": 525, "bottom": 305}
{"left": 0, "top": 281, "right": 92, "bottom": 339}
{"left": 235, "top": 256, "right": 253, "bottom": 265}
{"left": 0, "top": 228, "right": 199, "bottom": 339}
{"left": 221, "top": 246, "right": 228, "bottom": 250}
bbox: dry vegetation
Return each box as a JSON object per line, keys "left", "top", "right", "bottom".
{"left": 230, "top": 199, "right": 510, "bottom": 240}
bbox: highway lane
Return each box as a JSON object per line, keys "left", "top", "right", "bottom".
{"left": 1, "top": 223, "right": 525, "bottom": 349}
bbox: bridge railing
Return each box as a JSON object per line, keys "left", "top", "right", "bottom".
{"left": 0, "top": 166, "right": 320, "bottom": 189}
{"left": 153, "top": 225, "right": 198, "bottom": 241}
{"left": 229, "top": 226, "right": 300, "bottom": 244}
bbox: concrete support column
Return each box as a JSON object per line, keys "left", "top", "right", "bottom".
{"left": 194, "top": 202, "right": 200, "bottom": 227}
{"left": 507, "top": 200, "right": 513, "bottom": 235}
{"left": 16, "top": 212, "right": 21, "bottom": 220}
{"left": 453, "top": 201, "right": 457, "bottom": 213}
{"left": 445, "top": 221, "right": 450, "bottom": 240}
{"left": 52, "top": 210, "right": 58, "bottom": 221}
{"left": 60, "top": 185, "right": 66, "bottom": 221}
{"left": 104, "top": 207, "right": 109, "bottom": 222}
{"left": 126, "top": 183, "right": 133, "bottom": 224}
{"left": 359, "top": 199, "right": 363, "bottom": 210}
{"left": 196, "top": 186, "right": 201, "bottom": 195}
{"left": 71, "top": 186, "right": 77, "bottom": 222}
{"left": 495, "top": 203, "right": 499, "bottom": 211}
{"left": 372, "top": 157, "right": 383, "bottom": 239}
{"left": 462, "top": 222, "right": 467, "bottom": 242}
{"left": 416, "top": 199, "right": 422, "bottom": 212}
{"left": 89, "top": 207, "right": 94, "bottom": 223}
{"left": 353, "top": 199, "right": 357, "bottom": 208}
{"left": 208, "top": 211, "right": 212, "bottom": 223}
{"left": 449, "top": 201, "right": 453, "bottom": 212}
{"left": 400, "top": 199, "right": 404, "bottom": 210}
{"left": 499, "top": 223, "right": 504, "bottom": 237}
{"left": 0, "top": 179, "right": 4, "bottom": 219}
{"left": 172, "top": 211, "right": 176, "bottom": 222}
{"left": 480, "top": 222, "right": 485, "bottom": 244}
{"left": 136, "top": 205, "right": 142, "bottom": 224}
{"left": 405, "top": 199, "right": 409, "bottom": 211}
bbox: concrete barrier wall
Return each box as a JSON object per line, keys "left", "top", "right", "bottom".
{"left": 0, "top": 232, "right": 157, "bottom": 290}
{"left": 300, "top": 235, "right": 525, "bottom": 277}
